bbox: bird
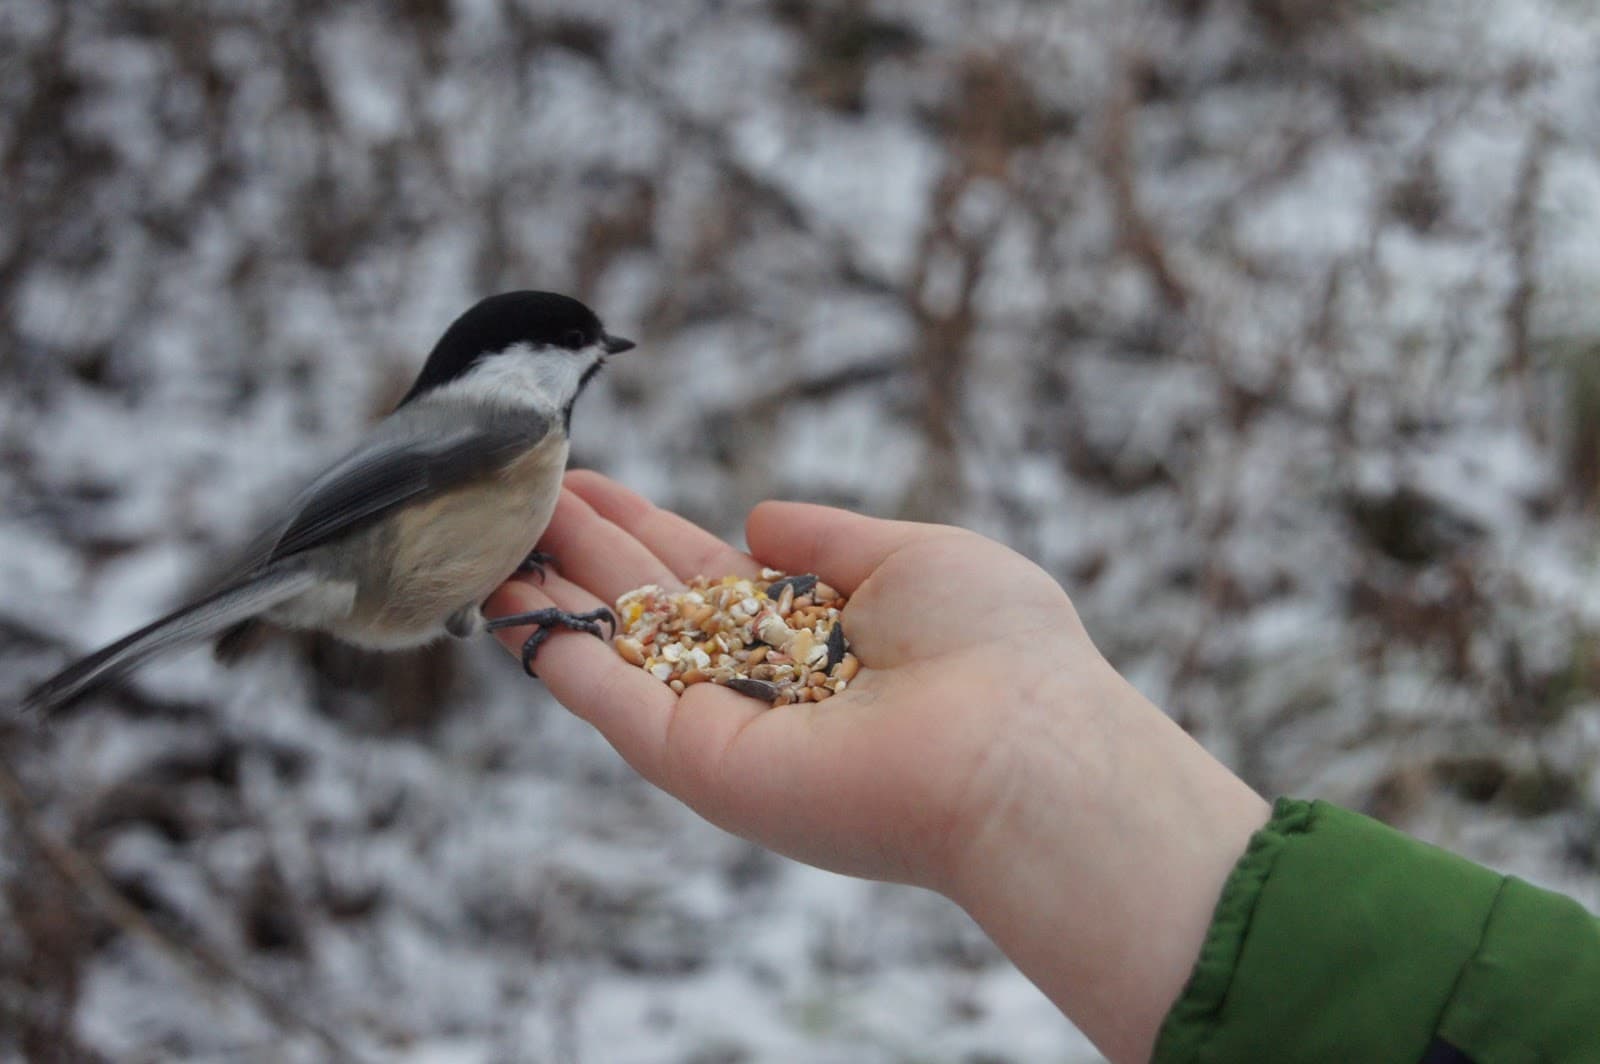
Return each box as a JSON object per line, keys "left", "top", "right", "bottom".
{"left": 20, "top": 290, "right": 632, "bottom": 717}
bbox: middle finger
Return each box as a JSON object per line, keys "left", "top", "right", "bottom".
{"left": 535, "top": 489, "right": 682, "bottom": 605}
{"left": 565, "top": 471, "right": 762, "bottom": 584}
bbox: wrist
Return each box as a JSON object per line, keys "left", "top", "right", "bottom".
{"left": 941, "top": 660, "right": 1269, "bottom": 1063}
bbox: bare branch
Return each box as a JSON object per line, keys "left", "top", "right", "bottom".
{"left": 0, "top": 756, "right": 362, "bottom": 1062}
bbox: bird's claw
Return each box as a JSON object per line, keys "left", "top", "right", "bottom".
{"left": 517, "top": 550, "right": 559, "bottom": 583}
{"left": 485, "top": 606, "right": 616, "bottom": 677}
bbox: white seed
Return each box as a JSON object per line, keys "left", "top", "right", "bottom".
{"left": 758, "top": 613, "right": 792, "bottom": 647}
{"left": 649, "top": 662, "right": 673, "bottom": 681}
{"left": 624, "top": 584, "right": 662, "bottom": 605}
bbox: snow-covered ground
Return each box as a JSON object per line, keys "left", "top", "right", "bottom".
{"left": 3, "top": 1, "right": 1599, "bottom": 1060}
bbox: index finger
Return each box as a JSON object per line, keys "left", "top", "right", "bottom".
{"left": 565, "top": 470, "right": 761, "bottom": 583}
{"left": 485, "top": 575, "right": 776, "bottom": 808}
{"left": 485, "top": 576, "right": 675, "bottom": 785}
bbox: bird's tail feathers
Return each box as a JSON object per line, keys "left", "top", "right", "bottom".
{"left": 18, "top": 565, "right": 317, "bottom": 718}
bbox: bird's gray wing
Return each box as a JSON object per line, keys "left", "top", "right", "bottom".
{"left": 266, "top": 412, "right": 545, "bottom": 563}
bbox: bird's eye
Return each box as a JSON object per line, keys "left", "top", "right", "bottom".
{"left": 561, "top": 329, "right": 586, "bottom": 350}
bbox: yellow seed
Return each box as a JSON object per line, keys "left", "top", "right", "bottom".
{"left": 814, "top": 582, "right": 839, "bottom": 603}
{"left": 747, "top": 645, "right": 769, "bottom": 665}
{"left": 615, "top": 637, "right": 646, "bottom": 666}
{"left": 791, "top": 595, "right": 813, "bottom": 611}
{"left": 834, "top": 654, "right": 860, "bottom": 682}
{"left": 681, "top": 668, "right": 707, "bottom": 685}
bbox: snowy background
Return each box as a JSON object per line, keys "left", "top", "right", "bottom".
{"left": 4, "top": 0, "right": 1600, "bottom": 1060}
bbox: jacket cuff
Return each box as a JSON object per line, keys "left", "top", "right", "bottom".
{"left": 1151, "top": 797, "right": 1503, "bottom": 1063}
{"left": 1433, "top": 873, "right": 1600, "bottom": 1060}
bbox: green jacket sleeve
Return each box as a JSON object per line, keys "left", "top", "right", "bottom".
{"left": 1152, "top": 797, "right": 1600, "bottom": 1064}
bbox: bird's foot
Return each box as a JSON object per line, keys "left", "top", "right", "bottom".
{"left": 517, "top": 550, "right": 559, "bottom": 583}
{"left": 484, "top": 607, "right": 616, "bottom": 677}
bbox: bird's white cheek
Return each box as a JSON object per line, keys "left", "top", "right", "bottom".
{"left": 430, "top": 342, "right": 594, "bottom": 412}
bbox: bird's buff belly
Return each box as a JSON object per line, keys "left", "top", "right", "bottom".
{"left": 315, "top": 446, "right": 565, "bottom": 649}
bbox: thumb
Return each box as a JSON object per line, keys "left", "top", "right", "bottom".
{"left": 744, "top": 501, "right": 951, "bottom": 594}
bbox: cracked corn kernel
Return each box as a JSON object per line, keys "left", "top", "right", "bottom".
{"left": 613, "top": 572, "right": 857, "bottom": 707}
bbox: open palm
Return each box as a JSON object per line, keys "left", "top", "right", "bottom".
{"left": 486, "top": 471, "right": 1110, "bottom": 893}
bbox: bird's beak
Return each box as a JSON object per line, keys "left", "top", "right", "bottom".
{"left": 603, "top": 333, "right": 636, "bottom": 355}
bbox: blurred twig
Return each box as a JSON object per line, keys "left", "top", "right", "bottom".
{"left": 0, "top": 755, "right": 361, "bottom": 1062}
{"left": 1507, "top": 122, "right": 1554, "bottom": 445}
{"left": 1103, "top": 52, "right": 1191, "bottom": 312}
{"left": 734, "top": 357, "right": 907, "bottom": 412}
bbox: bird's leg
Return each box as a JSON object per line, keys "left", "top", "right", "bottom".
{"left": 516, "top": 551, "right": 559, "bottom": 583}
{"left": 445, "top": 605, "right": 482, "bottom": 639}
{"left": 484, "top": 607, "right": 616, "bottom": 677}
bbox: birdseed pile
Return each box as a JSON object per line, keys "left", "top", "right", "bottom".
{"left": 613, "top": 570, "right": 859, "bottom": 705}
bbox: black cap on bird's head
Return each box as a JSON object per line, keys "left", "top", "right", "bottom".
{"left": 398, "top": 291, "right": 635, "bottom": 408}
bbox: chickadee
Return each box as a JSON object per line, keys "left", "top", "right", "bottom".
{"left": 21, "top": 290, "right": 632, "bottom": 716}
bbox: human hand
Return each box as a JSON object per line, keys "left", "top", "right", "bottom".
{"left": 485, "top": 470, "right": 1105, "bottom": 892}
{"left": 487, "top": 471, "right": 1269, "bottom": 1063}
